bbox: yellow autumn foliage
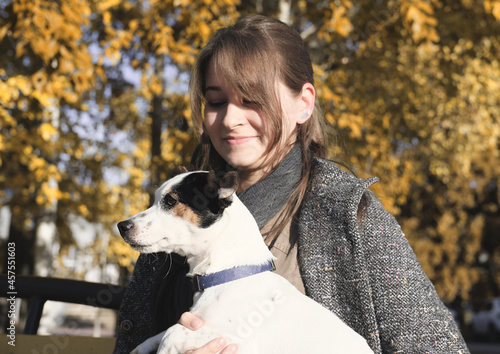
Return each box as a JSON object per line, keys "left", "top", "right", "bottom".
{"left": 320, "top": 0, "right": 500, "bottom": 305}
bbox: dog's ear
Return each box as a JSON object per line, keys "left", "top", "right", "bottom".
{"left": 218, "top": 171, "right": 239, "bottom": 199}
{"left": 170, "top": 165, "right": 188, "bottom": 178}
{"left": 207, "top": 171, "right": 239, "bottom": 200}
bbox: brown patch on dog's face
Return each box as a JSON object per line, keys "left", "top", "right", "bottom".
{"left": 171, "top": 201, "right": 202, "bottom": 227}
{"left": 162, "top": 171, "right": 236, "bottom": 229}
{"left": 164, "top": 192, "right": 201, "bottom": 227}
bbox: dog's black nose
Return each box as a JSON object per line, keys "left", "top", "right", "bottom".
{"left": 117, "top": 220, "right": 134, "bottom": 236}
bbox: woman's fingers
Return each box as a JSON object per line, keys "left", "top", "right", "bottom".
{"left": 179, "top": 312, "right": 238, "bottom": 353}
{"left": 220, "top": 343, "right": 238, "bottom": 353}
{"left": 179, "top": 312, "right": 204, "bottom": 330}
{"left": 185, "top": 338, "right": 238, "bottom": 354}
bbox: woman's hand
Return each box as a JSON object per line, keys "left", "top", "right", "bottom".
{"left": 179, "top": 312, "right": 238, "bottom": 354}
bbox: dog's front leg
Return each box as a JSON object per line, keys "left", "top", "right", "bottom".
{"left": 130, "top": 324, "right": 219, "bottom": 354}
{"left": 157, "top": 323, "right": 199, "bottom": 354}
{"left": 156, "top": 323, "right": 224, "bottom": 354}
{"left": 130, "top": 330, "right": 166, "bottom": 354}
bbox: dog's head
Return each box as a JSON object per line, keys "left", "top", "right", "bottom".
{"left": 117, "top": 167, "right": 239, "bottom": 255}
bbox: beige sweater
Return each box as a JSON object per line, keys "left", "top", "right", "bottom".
{"left": 261, "top": 208, "right": 305, "bottom": 294}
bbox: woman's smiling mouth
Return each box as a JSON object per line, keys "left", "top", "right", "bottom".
{"left": 223, "top": 136, "right": 257, "bottom": 145}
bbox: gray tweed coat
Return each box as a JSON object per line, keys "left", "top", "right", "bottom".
{"left": 113, "top": 158, "right": 469, "bottom": 353}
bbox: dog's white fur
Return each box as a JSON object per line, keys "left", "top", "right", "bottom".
{"left": 119, "top": 171, "right": 373, "bottom": 354}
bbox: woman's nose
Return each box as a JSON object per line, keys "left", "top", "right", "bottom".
{"left": 220, "top": 103, "right": 245, "bottom": 130}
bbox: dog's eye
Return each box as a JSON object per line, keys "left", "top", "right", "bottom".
{"left": 164, "top": 194, "right": 178, "bottom": 207}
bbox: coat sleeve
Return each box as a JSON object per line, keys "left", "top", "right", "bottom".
{"left": 113, "top": 253, "right": 165, "bottom": 354}
{"left": 358, "top": 190, "right": 469, "bottom": 353}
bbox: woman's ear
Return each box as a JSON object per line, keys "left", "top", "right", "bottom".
{"left": 297, "top": 82, "right": 315, "bottom": 124}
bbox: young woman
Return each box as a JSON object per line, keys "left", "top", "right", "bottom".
{"left": 113, "top": 15, "right": 469, "bottom": 354}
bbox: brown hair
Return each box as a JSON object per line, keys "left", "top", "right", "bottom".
{"left": 190, "top": 15, "right": 329, "bottom": 240}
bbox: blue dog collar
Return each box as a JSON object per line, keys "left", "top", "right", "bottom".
{"left": 189, "top": 260, "right": 276, "bottom": 292}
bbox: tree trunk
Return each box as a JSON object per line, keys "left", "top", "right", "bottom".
{"left": 149, "top": 55, "right": 165, "bottom": 206}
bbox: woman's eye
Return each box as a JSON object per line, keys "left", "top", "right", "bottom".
{"left": 206, "top": 101, "right": 226, "bottom": 107}
{"left": 243, "top": 99, "right": 258, "bottom": 106}
{"left": 164, "top": 194, "right": 178, "bottom": 207}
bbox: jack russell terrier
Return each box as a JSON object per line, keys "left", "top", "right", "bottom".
{"left": 118, "top": 168, "right": 373, "bottom": 354}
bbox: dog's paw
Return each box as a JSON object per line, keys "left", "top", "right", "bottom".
{"left": 156, "top": 325, "right": 193, "bottom": 354}
{"left": 130, "top": 330, "right": 166, "bottom": 354}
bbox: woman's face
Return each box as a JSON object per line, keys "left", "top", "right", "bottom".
{"left": 203, "top": 60, "right": 303, "bottom": 174}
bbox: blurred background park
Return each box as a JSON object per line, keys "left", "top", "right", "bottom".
{"left": 1, "top": 0, "right": 499, "bottom": 346}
